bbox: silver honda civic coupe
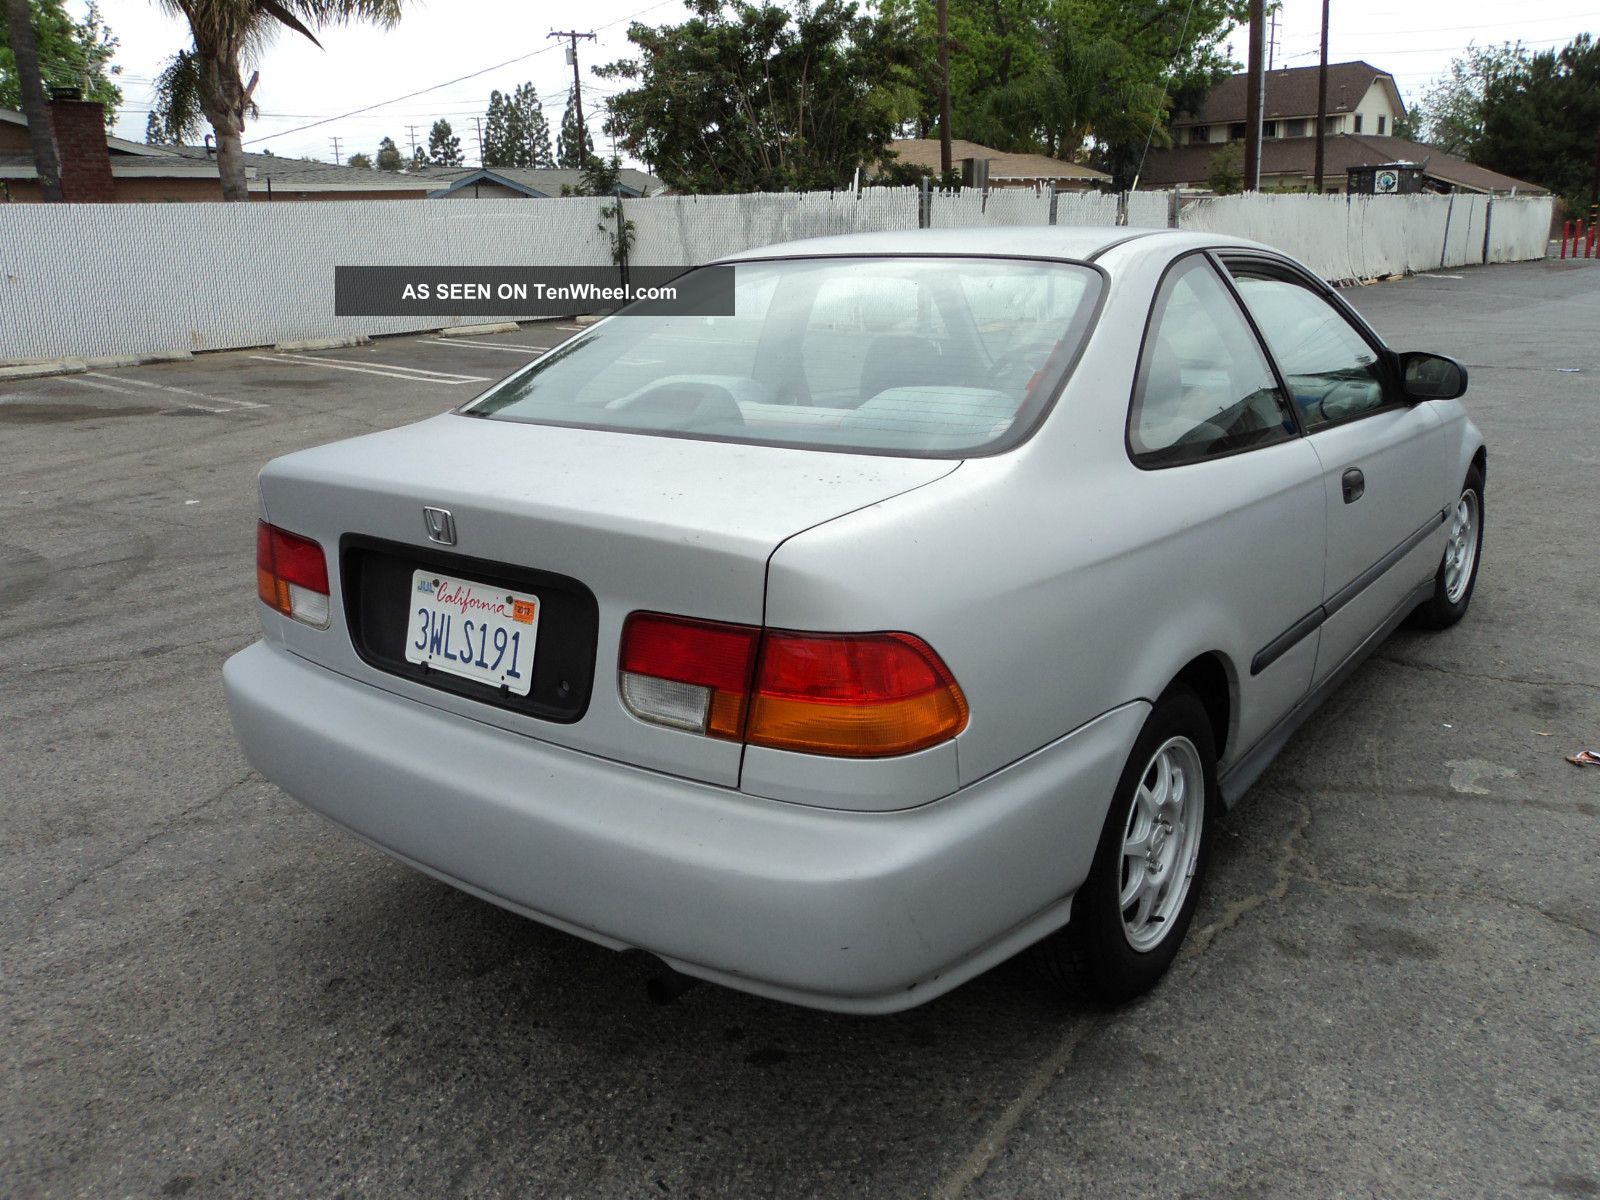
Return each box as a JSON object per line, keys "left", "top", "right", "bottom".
{"left": 225, "top": 226, "right": 1485, "bottom": 1013}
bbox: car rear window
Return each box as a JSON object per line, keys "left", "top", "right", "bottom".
{"left": 462, "top": 256, "right": 1103, "bottom": 457}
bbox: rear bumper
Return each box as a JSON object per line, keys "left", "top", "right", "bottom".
{"left": 224, "top": 641, "right": 1146, "bottom": 1013}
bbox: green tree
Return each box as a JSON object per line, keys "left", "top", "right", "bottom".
{"left": 346, "top": 149, "right": 371, "bottom": 168}
{"left": 151, "top": 0, "right": 408, "bottom": 202}
{"left": 482, "top": 81, "right": 554, "bottom": 167}
{"left": 409, "top": 143, "right": 426, "bottom": 169}
{"left": 427, "top": 116, "right": 462, "bottom": 166}
{"left": 1476, "top": 34, "right": 1600, "bottom": 209}
{"left": 143, "top": 110, "right": 170, "bottom": 143}
{"left": 1411, "top": 41, "right": 1527, "bottom": 158}
{"left": 375, "top": 134, "right": 402, "bottom": 170}
{"left": 514, "top": 81, "right": 554, "bottom": 167}
{"left": 598, "top": 0, "right": 920, "bottom": 193}
{"left": 878, "top": 0, "right": 1241, "bottom": 183}
{"left": 555, "top": 86, "right": 589, "bottom": 169}
{"left": 1204, "top": 139, "right": 1242, "bottom": 194}
{"left": 575, "top": 152, "right": 623, "bottom": 194}
{"left": 482, "top": 88, "right": 513, "bottom": 165}
{"left": 0, "top": 0, "right": 121, "bottom": 121}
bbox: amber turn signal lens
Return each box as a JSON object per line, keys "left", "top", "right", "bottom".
{"left": 746, "top": 631, "right": 968, "bottom": 757}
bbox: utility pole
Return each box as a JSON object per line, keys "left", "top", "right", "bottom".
{"left": 1267, "top": 9, "right": 1279, "bottom": 72}
{"left": 329, "top": 136, "right": 342, "bottom": 165}
{"left": 936, "top": 0, "right": 952, "bottom": 175}
{"left": 474, "top": 116, "right": 484, "bottom": 168}
{"left": 406, "top": 125, "right": 420, "bottom": 158}
{"left": 1243, "top": 0, "right": 1265, "bottom": 191}
{"left": 1313, "top": 0, "right": 1330, "bottom": 193}
{"left": 549, "top": 30, "right": 597, "bottom": 164}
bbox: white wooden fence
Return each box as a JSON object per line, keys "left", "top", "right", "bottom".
{"left": 0, "top": 189, "right": 1555, "bottom": 364}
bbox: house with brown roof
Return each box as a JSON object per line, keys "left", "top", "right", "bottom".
{"left": 1138, "top": 62, "right": 1547, "bottom": 196}
{"left": 1, "top": 103, "right": 222, "bottom": 202}
{"left": 882, "top": 138, "right": 1109, "bottom": 190}
{"left": 1139, "top": 132, "right": 1548, "bottom": 197}
{"left": 1171, "top": 61, "right": 1407, "bottom": 149}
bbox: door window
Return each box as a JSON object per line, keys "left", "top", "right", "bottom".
{"left": 1230, "top": 270, "right": 1391, "bottom": 430}
{"left": 1128, "top": 256, "right": 1295, "bottom": 467}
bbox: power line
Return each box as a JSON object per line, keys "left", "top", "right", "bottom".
{"left": 238, "top": 0, "right": 679, "bottom": 146}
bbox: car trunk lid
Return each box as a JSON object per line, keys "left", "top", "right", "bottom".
{"left": 255, "top": 413, "right": 958, "bottom": 786}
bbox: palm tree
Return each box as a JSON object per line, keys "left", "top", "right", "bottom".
{"left": 153, "top": 1, "right": 405, "bottom": 201}
{"left": 3, "top": 0, "right": 64, "bottom": 201}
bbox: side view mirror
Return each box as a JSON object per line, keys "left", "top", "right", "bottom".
{"left": 1398, "top": 351, "right": 1468, "bottom": 401}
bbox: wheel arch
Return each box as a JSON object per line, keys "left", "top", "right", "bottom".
{"left": 1165, "top": 651, "right": 1235, "bottom": 762}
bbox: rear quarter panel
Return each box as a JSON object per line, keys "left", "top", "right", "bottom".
{"left": 762, "top": 244, "right": 1327, "bottom": 795}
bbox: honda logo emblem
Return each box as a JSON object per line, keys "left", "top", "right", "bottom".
{"left": 423, "top": 507, "right": 456, "bottom": 546}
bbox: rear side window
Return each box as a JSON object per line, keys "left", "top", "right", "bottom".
{"left": 1129, "top": 256, "right": 1295, "bottom": 468}
{"left": 1229, "top": 271, "right": 1391, "bottom": 430}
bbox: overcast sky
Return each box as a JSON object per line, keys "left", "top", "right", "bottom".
{"left": 89, "top": 0, "right": 1600, "bottom": 165}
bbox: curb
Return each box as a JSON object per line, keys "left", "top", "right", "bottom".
{"left": 0, "top": 349, "right": 196, "bottom": 377}
{"left": 0, "top": 360, "right": 89, "bottom": 381}
{"left": 273, "top": 335, "right": 372, "bottom": 352}
{"left": 438, "top": 322, "right": 521, "bottom": 337}
{"left": 574, "top": 314, "right": 603, "bottom": 326}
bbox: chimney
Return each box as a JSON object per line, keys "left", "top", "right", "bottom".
{"left": 47, "top": 92, "right": 116, "bottom": 203}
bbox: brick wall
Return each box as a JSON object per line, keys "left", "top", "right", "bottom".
{"left": 47, "top": 100, "right": 115, "bottom": 203}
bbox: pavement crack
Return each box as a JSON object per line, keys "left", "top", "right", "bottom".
{"left": 1181, "top": 796, "right": 1312, "bottom": 962}
{"left": 1294, "top": 868, "right": 1600, "bottom": 940}
{"left": 936, "top": 1015, "right": 1103, "bottom": 1200}
{"left": 1372, "top": 654, "right": 1599, "bottom": 692}
{"left": 17, "top": 769, "right": 259, "bottom": 941}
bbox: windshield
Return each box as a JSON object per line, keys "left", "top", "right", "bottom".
{"left": 463, "top": 256, "right": 1103, "bottom": 457}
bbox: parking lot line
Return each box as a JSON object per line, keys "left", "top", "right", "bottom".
{"left": 67, "top": 374, "right": 232, "bottom": 414}
{"left": 420, "top": 338, "right": 548, "bottom": 355}
{"left": 88, "top": 371, "right": 268, "bottom": 411}
{"left": 250, "top": 355, "right": 489, "bottom": 385}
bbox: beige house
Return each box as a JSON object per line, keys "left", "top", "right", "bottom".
{"left": 1170, "top": 61, "right": 1407, "bottom": 149}
{"left": 1139, "top": 62, "right": 1546, "bottom": 196}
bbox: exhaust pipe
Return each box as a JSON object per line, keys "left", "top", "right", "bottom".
{"left": 645, "top": 965, "right": 701, "bottom": 1006}
{"left": 621, "top": 948, "right": 703, "bottom": 1005}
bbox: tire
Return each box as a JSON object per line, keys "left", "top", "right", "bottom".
{"left": 1409, "top": 465, "right": 1484, "bottom": 630}
{"left": 1035, "top": 686, "right": 1218, "bottom": 1005}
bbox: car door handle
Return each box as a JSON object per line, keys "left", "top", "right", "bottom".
{"left": 1342, "top": 468, "right": 1365, "bottom": 504}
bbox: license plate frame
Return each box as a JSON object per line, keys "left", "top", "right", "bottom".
{"left": 402, "top": 568, "right": 539, "bottom": 696}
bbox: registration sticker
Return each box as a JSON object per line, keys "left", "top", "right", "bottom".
{"left": 403, "top": 569, "right": 539, "bottom": 696}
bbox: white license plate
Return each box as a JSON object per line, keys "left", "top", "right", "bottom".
{"left": 403, "top": 569, "right": 539, "bottom": 696}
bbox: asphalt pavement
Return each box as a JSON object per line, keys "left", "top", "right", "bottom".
{"left": 2, "top": 260, "right": 1597, "bottom": 1199}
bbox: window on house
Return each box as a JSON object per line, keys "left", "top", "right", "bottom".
{"left": 1324, "top": 116, "right": 1342, "bottom": 133}
{"left": 1230, "top": 123, "right": 1246, "bottom": 140}
{"left": 1286, "top": 119, "right": 1308, "bottom": 137}
{"left": 1190, "top": 125, "right": 1210, "bottom": 144}
{"left": 1377, "top": 115, "right": 1386, "bottom": 135}
{"left": 1353, "top": 115, "right": 1363, "bottom": 133}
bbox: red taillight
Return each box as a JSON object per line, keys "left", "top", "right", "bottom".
{"left": 619, "top": 613, "right": 760, "bottom": 738}
{"left": 748, "top": 632, "right": 969, "bottom": 756}
{"left": 618, "top": 614, "right": 967, "bottom": 757}
{"left": 256, "top": 520, "right": 331, "bottom": 628}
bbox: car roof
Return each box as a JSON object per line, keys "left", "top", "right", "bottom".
{"left": 716, "top": 225, "right": 1277, "bottom": 267}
